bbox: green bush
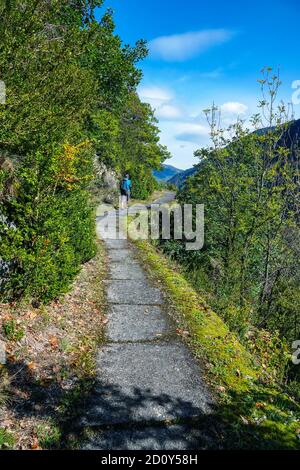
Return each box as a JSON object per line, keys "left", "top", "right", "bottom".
{"left": 130, "top": 171, "right": 159, "bottom": 200}
{"left": 0, "top": 2, "right": 165, "bottom": 304}
{"left": 155, "top": 71, "right": 299, "bottom": 391}
{"left": 0, "top": 145, "right": 96, "bottom": 303}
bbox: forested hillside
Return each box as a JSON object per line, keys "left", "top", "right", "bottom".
{"left": 153, "top": 164, "right": 183, "bottom": 182}
{"left": 0, "top": 0, "right": 168, "bottom": 304}
{"left": 159, "top": 70, "right": 300, "bottom": 396}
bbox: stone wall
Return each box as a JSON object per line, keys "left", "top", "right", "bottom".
{"left": 92, "top": 156, "right": 120, "bottom": 206}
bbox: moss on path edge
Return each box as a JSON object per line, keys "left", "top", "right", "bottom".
{"left": 131, "top": 239, "right": 300, "bottom": 449}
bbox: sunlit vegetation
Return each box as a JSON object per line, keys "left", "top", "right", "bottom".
{"left": 0, "top": 0, "right": 167, "bottom": 303}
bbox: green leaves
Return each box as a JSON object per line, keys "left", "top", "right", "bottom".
{"left": 0, "top": 1, "right": 168, "bottom": 302}
{"left": 175, "top": 74, "right": 299, "bottom": 355}
{"left": 0, "top": 2, "right": 129, "bottom": 301}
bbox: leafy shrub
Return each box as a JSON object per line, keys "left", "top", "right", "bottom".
{"left": 0, "top": 146, "right": 96, "bottom": 303}
{"left": 155, "top": 71, "right": 300, "bottom": 390}
{"left": 0, "top": 2, "right": 167, "bottom": 304}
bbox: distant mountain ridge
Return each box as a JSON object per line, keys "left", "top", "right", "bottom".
{"left": 168, "top": 166, "right": 198, "bottom": 187}
{"left": 153, "top": 164, "right": 183, "bottom": 182}
{"left": 168, "top": 118, "right": 300, "bottom": 188}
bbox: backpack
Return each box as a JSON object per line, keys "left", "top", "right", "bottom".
{"left": 121, "top": 179, "right": 129, "bottom": 191}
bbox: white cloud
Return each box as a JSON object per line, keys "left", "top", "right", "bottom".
{"left": 138, "top": 85, "right": 184, "bottom": 120}
{"left": 175, "top": 122, "right": 210, "bottom": 143}
{"left": 149, "top": 29, "right": 234, "bottom": 62}
{"left": 155, "top": 104, "right": 182, "bottom": 120}
{"left": 159, "top": 121, "right": 209, "bottom": 169}
{"left": 220, "top": 101, "right": 248, "bottom": 115}
{"left": 138, "top": 86, "right": 173, "bottom": 108}
{"left": 176, "top": 122, "right": 209, "bottom": 135}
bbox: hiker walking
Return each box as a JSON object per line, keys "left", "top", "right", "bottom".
{"left": 120, "top": 174, "right": 132, "bottom": 209}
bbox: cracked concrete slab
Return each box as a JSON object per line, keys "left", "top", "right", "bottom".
{"left": 109, "top": 262, "right": 146, "bottom": 280}
{"left": 82, "top": 342, "right": 211, "bottom": 427}
{"left": 105, "top": 239, "right": 129, "bottom": 250}
{"left": 106, "top": 280, "right": 163, "bottom": 305}
{"left": 106, "top": 305, "right": 170, "bottom": 341}
{"left": 108, "top": 249, "right": 137, "bottom": 263}
{"left": 83, "top": 424, "right": 213, "bottom": 450}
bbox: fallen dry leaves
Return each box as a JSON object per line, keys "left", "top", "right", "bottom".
{"left": 0, "top": 241, "right": 107, "bottom": 449}
{"left": 176, "top": 328, "right": 190, "bottom": 338}
{"left": 49, "top": 336, "right": 59, "bottom": 349}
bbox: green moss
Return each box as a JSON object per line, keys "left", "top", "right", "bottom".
{"left": 132, "top": 239, "right": 300, "bottom": 449}
{"left": 134, "top": 240, "right": 257, "bottom": 390}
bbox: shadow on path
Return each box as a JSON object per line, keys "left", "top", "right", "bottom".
{"left": 3, "top": 358, "right": 299, "bottom": 449}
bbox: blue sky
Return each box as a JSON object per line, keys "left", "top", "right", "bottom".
{"left": 96, "top": 0, "right": 300, "bottom": 169}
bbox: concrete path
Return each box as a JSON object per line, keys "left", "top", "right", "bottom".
{"left": 81, "top": 193, "right": 214, "bottom": 450}
{"left": 149, "top": 190, "right": 177, "bottom": 205}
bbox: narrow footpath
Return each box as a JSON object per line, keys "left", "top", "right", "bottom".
{"left": 81, "top": 193, "right": 214, "bottom": 450}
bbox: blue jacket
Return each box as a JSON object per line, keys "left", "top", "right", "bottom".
{"left": 122, "top": 178, "right": 131, "bottom": 191}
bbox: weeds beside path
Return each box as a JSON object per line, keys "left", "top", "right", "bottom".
{"left": 0, "top": 241, "right": 107, "bottom": 449}
{"left": 130, "top": 238, "right": 300, "bottom": 449}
